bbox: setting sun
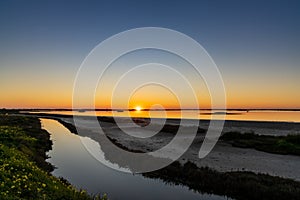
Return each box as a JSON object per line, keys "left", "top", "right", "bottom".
{"left": 135, "top": 106, "right": 142, "bottom": 111}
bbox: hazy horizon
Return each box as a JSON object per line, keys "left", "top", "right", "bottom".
{"left": 3, "top": 107, "right": 300, "bottom": 110}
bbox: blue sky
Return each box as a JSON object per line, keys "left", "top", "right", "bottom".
{"left": 0, "top": 0, "right": 299, "bottom": 108}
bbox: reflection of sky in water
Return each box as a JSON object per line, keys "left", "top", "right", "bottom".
{"left": 43, "top": 119, "right": 227, "bottom": 200}
{"left": 36, "top": 110, "right": 300, "bottom": 122}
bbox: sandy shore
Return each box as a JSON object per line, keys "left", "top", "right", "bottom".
{"left": 61, "top": 117, "right": 300, "bottom": 181}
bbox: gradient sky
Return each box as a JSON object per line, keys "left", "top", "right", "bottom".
{"left": 0, "top": 0, "right": 299, "bottom": 109}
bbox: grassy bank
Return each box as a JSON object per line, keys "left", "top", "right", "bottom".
{"left": 144, "top": 161, "right": 300, "bottom": 200}
{"left": 220, "top": 131, "right": 300, "bottom": 156}
{"left": 0, "top": 115, "right": 106, "bottom": 200}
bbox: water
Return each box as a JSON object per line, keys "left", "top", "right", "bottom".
{"left": 34, "top": 110, "right": 300, "bottom": 122}
{"left": 42, "top": 118, "right": 227, "bottom": 200}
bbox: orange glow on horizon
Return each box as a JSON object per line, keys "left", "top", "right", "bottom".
{"left": 1, "top": 74, "right": 300, "bottom": 109}
{"left": 2, "top": 92, "right": 300, "bottom": 109}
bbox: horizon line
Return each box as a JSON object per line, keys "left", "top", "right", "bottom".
{"left": 2, "top": 108, "right": 300, "bottom": 111}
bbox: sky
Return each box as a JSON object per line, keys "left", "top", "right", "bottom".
{"left": 0, "top": 0, "right": 299, "bottom": 109}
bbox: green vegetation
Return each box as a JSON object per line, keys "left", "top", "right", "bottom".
{"left": 0, "top": 115, "right": 106, "bottom": 200}
{"left": 220, "top": 131, "right": 300, "bottom": 156}
{"left": 144, "top": 161, "right": 300, "bottom": 200}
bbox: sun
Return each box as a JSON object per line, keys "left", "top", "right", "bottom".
{"left": 135, "top": 106, "right": 142, "bottom": 111}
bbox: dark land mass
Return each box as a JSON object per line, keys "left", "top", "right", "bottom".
{"left": 143, "top": 161, "right": 300, "bottom": 200}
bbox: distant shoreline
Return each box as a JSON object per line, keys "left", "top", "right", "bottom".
{"left": 3, "top": 108, "right": 300, "bottom": 112}
{"left": 19, "top": 111, "right": 300, "bottom": 125}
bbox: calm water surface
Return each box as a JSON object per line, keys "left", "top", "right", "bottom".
{"left": 42, "top": 118, "right": 228, "bottom": 200}
{"left": 34, "top": 110, "right": 300, "bottom": 122}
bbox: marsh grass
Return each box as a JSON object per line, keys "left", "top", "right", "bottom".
{"left": 144, "top": 161, "right": 300, "bottom": 200}
{"left": 220, "top": 132, "right": 300, "bottom": 156}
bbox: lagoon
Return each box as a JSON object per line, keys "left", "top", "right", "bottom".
{"left": 42, "top": 118, "right": 228, "bottom": 200}
{"left": 33, "top": 110, "right": 300, "bottom": 123}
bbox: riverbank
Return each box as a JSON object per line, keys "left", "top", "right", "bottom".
{"left": 0, "top": 114, "right": 105, "bottom": 199}
{"left": 52, "top": 115, "right": 300, "bottom": 179}
{"left": 42, "top": 115, "right": 300, "bottom": 199}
